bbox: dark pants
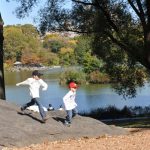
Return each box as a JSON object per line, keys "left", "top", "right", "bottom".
{"left": 22, "top": 98, "right": 46, "bottom": 120}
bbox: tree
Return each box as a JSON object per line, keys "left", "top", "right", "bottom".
{"left": 74, "top": 35, "right": 93, "bottom": 64}
{"left": 43, "top": 34, "right": 65, "bottom": 53}
{"left": 4, "top": 25, "right": 42, "bottom": 64}
{"left": 5, "top": 0, "right": 150, "bottom": 98}
{"left": 82, "top": 52, "right": 104, "bottom": 74}
{"left": 4, "top": 26, "right": 26, "bottom": 61}
{"left": 0, "top": 13, "right": 5, "bottom": 99}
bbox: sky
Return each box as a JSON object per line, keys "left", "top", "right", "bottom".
{"left": 0, "top": 0, "right": 72, "bottom": 26}
{"left": 0, "top": 0, "right": 41, "bottom": 26}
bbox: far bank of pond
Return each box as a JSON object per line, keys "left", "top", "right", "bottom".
{"left": 4, "top": 69, "right": 150, "bottom": 113}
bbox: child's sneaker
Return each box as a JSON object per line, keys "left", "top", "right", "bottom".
{"left": 72, "top": 113, "right": 78, "bottom": 118}
{"left": 42, "top": 117, "right": 49, "bottom": 123}
{"left": 64, "top": 120, "right": 71, "bottom": 127}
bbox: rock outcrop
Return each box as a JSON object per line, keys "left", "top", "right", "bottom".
{"left": 0, "top": 100, "right": 128, "bottom": 149}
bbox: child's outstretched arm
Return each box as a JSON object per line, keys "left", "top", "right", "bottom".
{"left": 16, "top": 79, "right": 30, "bottom": 86}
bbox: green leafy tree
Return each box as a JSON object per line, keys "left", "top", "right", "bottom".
{"left": 4, "top": 25, "right": 42, "bottom": 64}
{"left": 43, "top": 34, "right": 65, "bottom": 53}
{"left": 74, "top": 35, "right": 92, "bottom": 64}
{"left": 50, "top": 40, "right": 64, "bottom": 53}
{"left": 21, "top": 24, "right": 39, "bottom": 38}
{"left": 59, "top": 51, "right": 77, "bottom": 66}
{"left": 41, "top": 51, "right": 60, "bottom": 66}
{"left": 83, "top": 52, "right": 104, "bottom": 74}
{"left": 4, "top": 26, "right": 26, "bottom": 61}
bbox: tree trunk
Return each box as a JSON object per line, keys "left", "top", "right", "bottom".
{"left": 0, "top": 14, "right": 6, "bottom": 100}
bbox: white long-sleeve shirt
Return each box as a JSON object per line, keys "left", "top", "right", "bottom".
{"left": 16, "top": 78, "right": 48, "bottom": 98}
{"left": 63, "top": 90, "right": 77, "bottom": 110}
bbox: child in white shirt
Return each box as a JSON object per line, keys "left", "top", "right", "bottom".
{"left": 63, "top": 82, "right": 78, "bottom": 126}
{"left": 16, "top": 70, "right": 48, "bottom": 123}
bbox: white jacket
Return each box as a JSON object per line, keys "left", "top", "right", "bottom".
{"left": 16, "top": 78, "right": 48, "bottom": 98}
{"left": 63, "top": 90, "right": 77, "bottom": 110}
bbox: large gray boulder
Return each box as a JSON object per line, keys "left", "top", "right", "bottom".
{"left": 0, "top": 100, "right": 128, "bottom": 149}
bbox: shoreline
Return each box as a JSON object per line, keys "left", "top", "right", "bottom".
{"left": 5, "top": 65, "right": 62, "bottom": 72}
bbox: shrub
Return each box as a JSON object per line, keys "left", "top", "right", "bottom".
{"left": 88, "top": 71, "right": 110, "bottom": 84}
{"left": 59, "top": 70, "right": 87, "bottom": 85}
{"left": 80, "top": 105, "right": 150, "bottom": 120}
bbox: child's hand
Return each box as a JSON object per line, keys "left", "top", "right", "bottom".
{"left": 42, "top": 88, "right": 46, "bottom": 91}
{"left": 16, "top": 83, "right": 20, "bottom": 86}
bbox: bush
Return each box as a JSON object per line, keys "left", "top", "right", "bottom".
{"left": 59, "top": 70, "right": 87, "bottom": 85}
{"left": 88, "top": 71, "right": 110, "bottom": 84}
{"left": 80, "top": 105, "right": 150, "bottom": 120}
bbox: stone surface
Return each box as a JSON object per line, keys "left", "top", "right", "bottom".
{"left": 0, "top": 100, "right": 128, "bottom": 149}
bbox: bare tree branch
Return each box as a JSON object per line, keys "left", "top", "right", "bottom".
{"left": 146, "top": 0, "right": 150, "bottom": 25}
{"left": 135, "top": 0, "right": 146, "bottom": 29}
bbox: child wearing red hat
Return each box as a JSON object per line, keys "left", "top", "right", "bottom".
{"left": 63, "top": 81, "right": 78, "bottom": 126}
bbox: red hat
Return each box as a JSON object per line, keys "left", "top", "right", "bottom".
{"left": 69, "top": 82, "right": 78, "bottom": 89}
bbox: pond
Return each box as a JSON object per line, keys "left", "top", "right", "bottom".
{"left": 5, "top": 68, "right": 150, "bottom": 113}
